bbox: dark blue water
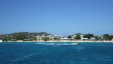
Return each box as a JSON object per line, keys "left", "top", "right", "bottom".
{"left": 0, "top": 42, "right": 113, "bottom": 64}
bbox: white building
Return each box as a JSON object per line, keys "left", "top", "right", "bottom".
{"left": 81, "top": 38, "right": 88, "bottom": 40}
{"left": 80, "top": 35, "right": 88, "bottom": 40}
{"left": 60, "top": 37, "right": 69, "bottom": 40}
{"left": 90, "top": 37, "right": 95, "bottom": 40}
{"left": 112, "top": 39, "right": 113, "bottom": 41}
{"left": 0, "top": 40, "right": 3, "bottom": 42}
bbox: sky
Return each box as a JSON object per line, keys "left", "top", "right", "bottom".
{"left": 0, "top": 0, "right": 113, "bottom": 35}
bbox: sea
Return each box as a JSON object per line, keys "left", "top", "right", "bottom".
{"left": 0, "top": 42, "right": 113, "bottom": 64}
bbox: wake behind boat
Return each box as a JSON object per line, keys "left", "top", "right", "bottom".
{"left": 35, "top": 42, "right": 78, "bottom": 46}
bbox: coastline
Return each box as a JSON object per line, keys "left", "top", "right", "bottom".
{"left": 3, "top": 40, "right": 113, "bottom": 43}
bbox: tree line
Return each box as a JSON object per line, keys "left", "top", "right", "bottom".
{"left": 0, "top": 32, "right": 50, "bottom": 41}
{"left": 67, "top": 33, "right": 113, "bottom": 40}
{"left": 0, "top": 32, "right": 113, "bottom": 41}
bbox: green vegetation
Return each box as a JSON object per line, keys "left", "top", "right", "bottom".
{"left": 53, "top": 37, "right": 60, "bottom": 40}
{"left": 83, "top": 34, "right": 94, "bottom": 39}
{"left": 74, "top": 34, "right": 81, "bottom": 40}
{"left": 94, "top": 36, "right": 101, "bottom": 40}
{"left": 103, "top": 34, "right": 113, "bottom": 40}
{"left": 0, "top": 32, "right": 50, "bottom": 41}
{"left": 31, "top": 37, "right": 37, "bottom": 41}
{"left": 67, "top": 35, "right": 72, "bottom": 40}
{"left": 42, "top": 37, "right": 50, "bottom": 41}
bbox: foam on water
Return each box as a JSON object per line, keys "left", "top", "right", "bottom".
{"left": 35, "top": 42, "right": 78, "bottom": 46}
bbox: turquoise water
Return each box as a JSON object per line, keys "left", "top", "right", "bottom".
{"left": 0, "top": 42, "right": 113, "bottom": 64}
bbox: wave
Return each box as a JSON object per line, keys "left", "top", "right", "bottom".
{"left": 11, "top": 53, "right": 37, "bottom": 62}
{"left": 35, "top": 42, "right": 78, "bottom": 46}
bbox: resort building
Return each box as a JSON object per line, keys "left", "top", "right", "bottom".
{"left": 0, "top": 40, "right": 3, "bottom": 42}
{"left": 80, "top": 35, "right": 88, "bottom": 40}
{"left": 112, "top": 39, "right": 113, "bottom": 41}
{"left": 81, "top": 38, "right": 88, "bottom": 40}
{"left": 36, "top": 35, "right": 54, "bottom": 41}
{"left": 90, "top": 37, "right": 96, "bottom": 40}
{"left": 60, "top": 37, "right": 69, "bottom": 40}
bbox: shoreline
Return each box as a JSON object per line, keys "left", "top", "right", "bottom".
{"left": 2, "top": 40, "right": 113, "bottom": 43}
